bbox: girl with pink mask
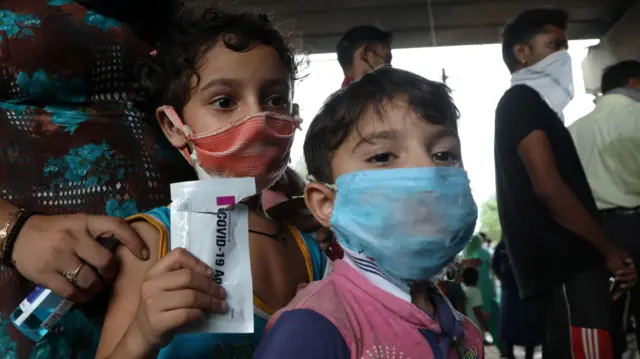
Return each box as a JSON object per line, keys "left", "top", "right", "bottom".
{"left": 95, "top": 6, "right": 330, "bottom": 359}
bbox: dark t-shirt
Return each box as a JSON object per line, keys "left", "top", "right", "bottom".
{"left": 494, "top": 85, "right": 602, "bottom": 298}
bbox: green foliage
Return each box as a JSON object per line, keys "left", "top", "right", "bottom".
{"left": 478, "top": 195, "right": 501, "bottom": 243}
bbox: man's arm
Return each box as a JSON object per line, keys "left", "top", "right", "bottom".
{"left": 518, "top": 131, "right": 634, "bottom": 283}
{"left": 254, "top": 309, "right": 350, "bottom": 359}
{"left": 518, "top": 131, "right": 613, "bottom": 254}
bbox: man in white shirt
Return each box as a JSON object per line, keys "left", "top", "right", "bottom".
{"left": 569, "top": 59, "right": 640, "bottom": 353}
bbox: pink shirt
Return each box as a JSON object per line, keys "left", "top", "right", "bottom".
{"left": 263, "top": 260, "right": 484, "bottom": 359}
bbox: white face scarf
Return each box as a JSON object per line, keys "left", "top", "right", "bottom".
{"left": 511, "top": 50, "right": 575, "bottom": 122}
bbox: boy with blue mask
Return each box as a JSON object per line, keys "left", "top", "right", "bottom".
{"left": 253, "top": 67, "right": 483, "bottom": 359}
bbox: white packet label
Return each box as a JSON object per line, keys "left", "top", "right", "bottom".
{"left": 170, "top": 178, "right": 256, "bottom": 334}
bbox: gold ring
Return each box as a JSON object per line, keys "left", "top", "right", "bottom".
{"left": 62, "top": 263, "right": 84, "bottom": 286}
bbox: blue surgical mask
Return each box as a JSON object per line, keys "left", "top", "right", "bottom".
{"left": 329, "top": 167, "right": 477, "bottom": 287}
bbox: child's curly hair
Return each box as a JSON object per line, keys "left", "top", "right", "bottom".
{"left": 134, "top": 6, "right": 303, "bottom": 116}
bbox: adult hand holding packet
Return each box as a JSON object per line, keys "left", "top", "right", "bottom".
{"left": 170, "top": 178, "right": 255, "bottom": 334}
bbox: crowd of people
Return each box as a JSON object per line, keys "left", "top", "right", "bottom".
{"left": 0, "top": 1, "right": 638, "bottom": 359}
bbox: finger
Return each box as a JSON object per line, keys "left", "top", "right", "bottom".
{"left": 624, "top": 257, "right": 635, "bottom": 266}
{"left": 615, "top": 268, "right": 636, "bottom": 277}
{"left": 154, "top": 269, "right": 225, "bottom": 299}
{"left": 58, "top": 255, "right": 103, "bottom": 294}
{"left": 152, "top": 289, "right": 227, "bottom": 313}
{"left": 41, "top": 273, "right": 91, "bottom": 303}
{"left": 72, "top": 231, "right": 117, "bottom": 282}
{"left": 146, "top": 248, "right": 213, "bottom": 279}
{"left": 86, "top": 215, "right": 149, "bottom": 260}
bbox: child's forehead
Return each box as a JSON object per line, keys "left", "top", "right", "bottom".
{"left": 195, "top": 39, "right": 291, "bottom": 86}
{"left": 352, "top": 98, "right": 456, "bottom": 138}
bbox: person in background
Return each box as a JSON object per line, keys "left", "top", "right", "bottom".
{"left": 463, "top": 234, "right": 503, "bottom": 352}
{"left": 492, "top": 239, "right": 543, "bottom": 359}
{"left": 462, "top": 267, "right": 488, "bottom": 334}
{"left": 569, "top": 59, "right": 640, "bottom": 356}
{"left": 494, "top": 8, "right": 636, "bottom": 358}
{"left": 254, "top": 67, "right": 483, "bottom": 359}
{"left": 336, "top": 25, "right": 392, "bottom": 88}
{"left": 0, "top": 1, "right": 191, "bottom": 358}
{"left": 480, "top": 232, "right": 495, "bottom": 255}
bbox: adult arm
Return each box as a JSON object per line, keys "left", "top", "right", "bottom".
{"left": 0, "top": 198, "right": 149, "bottom": 301}
{"left": 518, "top": 131, "right": 632, "bottom": 274}
{"left": 254, "top": 309, "right": 350, "bottom": 359}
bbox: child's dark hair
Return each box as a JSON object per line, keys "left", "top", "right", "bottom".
{"left": 304, "top": 67, "right": 460, "bottom": 184}
{"left": 462, "top": 267, "right": 479, "bottom": 286}
{"left": 134, "top": 7, "right": 302, "bottom": 116}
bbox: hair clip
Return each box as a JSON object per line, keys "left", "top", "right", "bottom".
{"left": 149, "top": 49, "right": 158, "bottom": 57}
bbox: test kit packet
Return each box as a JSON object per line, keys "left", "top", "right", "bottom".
{"left": 170, "top": 178, "right": 256, "bottom": 334}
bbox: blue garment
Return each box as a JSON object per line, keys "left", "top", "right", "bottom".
{"left": 142, "top": 206, "right": 329, "bottom": 359}
{"left": 492, "top": 241, "right": 543, "bottom": 346}
{"left": 253, "top": 309, "right": 350, "bottom": 359}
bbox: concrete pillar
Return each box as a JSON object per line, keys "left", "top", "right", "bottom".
{"left": 582, "top": 1, "right": 640, "bottom": 94}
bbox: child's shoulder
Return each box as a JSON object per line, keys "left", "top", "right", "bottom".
{"left": 267, "top": 275, "right": 348, "bottom": 330}
{"left": 125, "top": 205, "right": 171, "bottom": 259}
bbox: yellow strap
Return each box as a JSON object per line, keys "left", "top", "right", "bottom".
{"left": 125, "top": 213, "right": 169, "bottom": 258}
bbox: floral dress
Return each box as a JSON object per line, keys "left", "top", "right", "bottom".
{"left": 0, "top": 1, "right": 194, "bottom": 358}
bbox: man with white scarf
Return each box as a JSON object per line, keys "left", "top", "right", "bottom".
{"left": 493, "top": 8, "right": 636, "bottom": 359}
{"left": 570, "top": 60, "right": 640, "bottom": 355}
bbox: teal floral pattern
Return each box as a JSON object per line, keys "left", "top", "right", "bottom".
{"left": 28, "top": 310, "right": 100, "bottom": 359}
{"left": 16, "top": 69, "right": 85, "bottom": 103}
{"left": 44, "top": 106, "right": 89, "bottom": 134}
{"left": 0, "top": 1, "right": 195, "bottom": 358}
{"left": 0, "top": 11, "right": 40, "bottom": 40}
{"left": 105, "top": 198, "right": 139, "bottom": 218}
{"left": 0, "top": 315, "right": 19, "bottom": 359}
{"left": 84, "top": 11, "right": 121, "bottom": 32}
{"left": 47, "top": 0, "right": 72, "bottom": 5}
{"left": 43, "top": 142, "right": 125, "bottom": 187}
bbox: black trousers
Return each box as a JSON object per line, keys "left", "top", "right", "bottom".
{"left": 533, "top": 267, "right": 614, "bottom": 359}
{"left": 601, "top": 209, "right": 640, "bottom": 358}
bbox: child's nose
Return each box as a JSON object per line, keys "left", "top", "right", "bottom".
{"left": 407, "top": 151, "right": 437, "bottom": 168}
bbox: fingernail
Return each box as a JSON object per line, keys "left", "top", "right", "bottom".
{"left": 221, "top": 302, "right": 228, "bottom": 312}
{"left": 141, "top": 249, "right": 150, "bottom": 260}
{"left": 206, "top": 268, "right": 214, "bottom": 276}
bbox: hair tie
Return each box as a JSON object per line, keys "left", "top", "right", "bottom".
{"left": 149, "top": 49, "right": 158, "bottom": 57}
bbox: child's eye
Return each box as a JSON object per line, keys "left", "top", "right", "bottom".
{"left": 265, "top": 95, "right": 289, "bottom": 109}
{"left": 211, "top": 96, "right": 236, "bottom": 109}
{"left": 366, "top": 152, "right": 396, "bottom": 165}
{"left": 432, "top": 151, "right": 460, "bottom": 166}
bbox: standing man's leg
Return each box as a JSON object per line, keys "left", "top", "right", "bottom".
{"left": 534, "top": 268, "right": 614, "bottom": 359}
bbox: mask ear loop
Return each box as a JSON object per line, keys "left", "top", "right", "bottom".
{"left": 306, "top": 175, "right": 337, "bottom": 191}
{"left": 162, "top": 105, "right": 198, "bottom": 166}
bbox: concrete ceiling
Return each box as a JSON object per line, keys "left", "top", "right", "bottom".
{"left": 240, "top": 0, "right": 637, "bottom": 53}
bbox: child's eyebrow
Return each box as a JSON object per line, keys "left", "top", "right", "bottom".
{"left": 198, "top": 78, "right": 236, "bottom": 93}
{"left": 351, "top": 130, "right": 399, "bottom": 153}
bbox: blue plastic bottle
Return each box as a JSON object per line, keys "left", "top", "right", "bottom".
{"left": 10, "top": 286, "right": 74, "bottom": 341}
{"left": 10, "top": 236, "right": 118, "bottom": 341}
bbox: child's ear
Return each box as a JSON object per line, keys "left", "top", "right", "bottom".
{"left": 155, "top": 106, "right": 188, "bottom": 149}
{"left": 304, "top": 182, "right": 336, "bottom": 228}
